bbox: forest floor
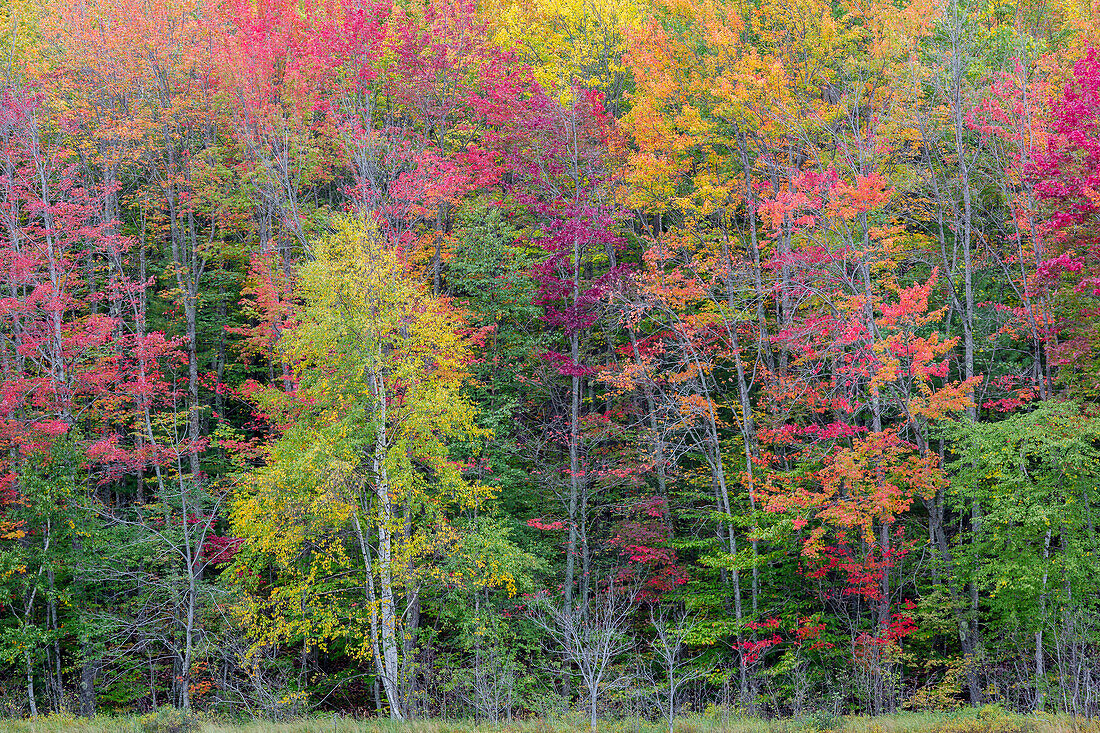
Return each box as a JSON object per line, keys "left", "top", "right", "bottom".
{"left": 2, "top": 708, "right": 1098, "bottom": 733}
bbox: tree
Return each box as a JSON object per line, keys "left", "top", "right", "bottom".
{"left": 231, "top": 215, "right": 485, "bottom": 718}
{"left": 490, "top": 0, "right": 643, "bottom": 115}
{"left": 646, "top": 605, "right": 711, "bottom": 733}
{"left": 1033, "top": 49, "right": 1100, "bottom": 395}
{"left": 942, "top": 401, "right": 1100, "bottom": 712}
{"left": 508, "top": 85, "right": 625, "bottom": 618}
{"left": 529, "top": 580, "right": 638, "bottom": 733}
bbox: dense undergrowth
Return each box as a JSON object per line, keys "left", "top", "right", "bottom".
{"left": 3, "top": 708, "right": 1095, "bottom": 733}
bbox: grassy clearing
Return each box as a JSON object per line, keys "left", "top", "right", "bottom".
{"left": 3, "top": 708, "right": 1099, "bottom": 733}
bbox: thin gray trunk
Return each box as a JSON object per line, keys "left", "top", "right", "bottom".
{"left": 1035, "top": 528, "right": 1052, "bottom": 710}
{"left": 79, "top": 641, "right": 96, "bottom": 717}
{"left": 370, "top": 364, "right": 404, "bottom": 720}
{"left": 629, "top": 327, "right": 666, "bottom": 496}
{"left": 721, "top": 241, "right": 760, "bottom": 615}
{"left": 25, "top": 648, "right": 37, "bottom": 718}
{"left": 351, "top": 511, "right": 385, "bottom": 713}
{"left": 565, "top": 231, "right": 583, "bottom": 616}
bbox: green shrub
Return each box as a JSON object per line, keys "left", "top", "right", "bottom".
{"left": 135, "top": 707, "right": 199, "bottom": 733}
{"left": 801, "top": 711, "right": 841, "bottom": 733}
{"left": 930, "top": 707, "right": 1034, "bottom": 733}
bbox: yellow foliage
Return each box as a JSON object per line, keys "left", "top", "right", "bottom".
{"left": 488, "top": 0, "right": 644, "bottom": 106}
{"left": 229, "top": 215, "right": 490, "bottom": 661}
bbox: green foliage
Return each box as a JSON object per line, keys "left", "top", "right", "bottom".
{"left": 136, "top": 707, "right": 200, "bottom": 733}
{"left": 929, "top": 707, "right": 1036, "bottom": 733}
{"left": 941, "top": 402, "right": 1100, "bottom": 625}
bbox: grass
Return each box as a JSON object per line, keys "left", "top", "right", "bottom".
{"left": 3, "top": 708, "right": 1099, "bottom": 733}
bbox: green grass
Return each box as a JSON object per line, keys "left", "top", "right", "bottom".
{"left": 2, "top": 709, "right": 1096, "bottom": 733}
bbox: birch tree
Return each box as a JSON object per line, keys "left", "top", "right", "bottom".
{"left": 230, "top": 215, "right": 485, "bottom": 719}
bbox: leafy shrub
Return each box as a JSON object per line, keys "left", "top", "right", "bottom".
{"left": 931, "top": 707, "right": 1034, "bottom": 733}
{"left": 134, "top": 707, "right": 198, "bottom": 733}
{"left": 800, "top": 710, "right": 840, "bottom": 733}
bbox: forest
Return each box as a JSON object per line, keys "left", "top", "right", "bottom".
{"left": 1, "top": 0, "right": 1099, "bottom": 725}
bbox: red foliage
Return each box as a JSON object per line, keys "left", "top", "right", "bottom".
{"left": 202, "top": 534, "right": 245, "bottom": 564}
{"left": 608, "top": 496, "right": 688, "bottom": 598}
{"left": 0, "top": 86, "right": 188, "bottom": 515}
{"left": 1030, "top": 49, "right": 1100, "bottom": 382}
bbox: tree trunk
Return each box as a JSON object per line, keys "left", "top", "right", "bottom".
{"left": 370, "top": 364, "right": 404, "bottom": 720}
{"left": 722, "top": 241, "right": 760, "bottom": 615}
{"left": 26, "top": 648, "right": 37, "bottom": 719}
{"left": 1035, "top": 528, "right": 1052, "bottom": 710}
{"left": 565, "top": 227, "right": 584, "bottom": 618}
{"left": 351, "top": 510, "right": 386, "bottom": 715}
{"left": 628, "top": 327, "right": 666, "bottom": 497}
{"left": 79, "top": 640, "right": 96, "bottom": 718}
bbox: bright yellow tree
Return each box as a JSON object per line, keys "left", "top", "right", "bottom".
{"left": 230, "top": 215, "right": 486, "bottom": 718}
{"left": 488, "top": 0, "right": 644, "bottom": 111}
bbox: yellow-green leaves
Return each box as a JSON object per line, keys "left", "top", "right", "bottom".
{"left": 491, "top": 0, "right": 644, "bottom": 108}
{"left": 229, "top": 215, "right": 488, "bottom": 662}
